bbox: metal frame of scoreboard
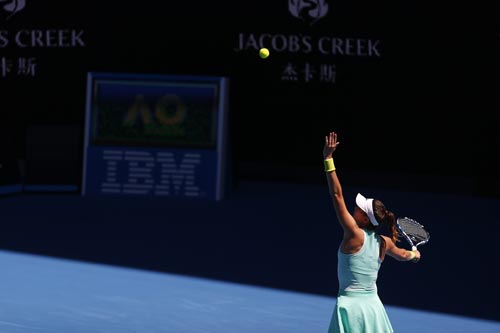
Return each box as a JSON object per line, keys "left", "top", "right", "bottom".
{"left": 81, "top": 72, "right": 230, "bottom": 201}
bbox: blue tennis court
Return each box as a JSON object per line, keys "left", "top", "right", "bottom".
{"left": 0, "top": 249, "right": 499, "bottom": 333}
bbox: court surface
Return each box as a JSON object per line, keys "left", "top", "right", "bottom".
{"left": 1, "top": 249, "right": 499, "bottom": 333}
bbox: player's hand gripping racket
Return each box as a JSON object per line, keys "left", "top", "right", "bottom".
{"left": 396, "top": 217, "right": 430, "bottom": 262}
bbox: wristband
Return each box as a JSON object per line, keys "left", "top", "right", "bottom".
{"left": 324, "top": 158, "right": 335, "bottom": 172}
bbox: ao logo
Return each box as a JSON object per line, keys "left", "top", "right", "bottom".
{"left": 289, "top": 0, "right": 329, "bottom": 26}
{"left": 0, "top": 0, "right": 25, "bottom": 19}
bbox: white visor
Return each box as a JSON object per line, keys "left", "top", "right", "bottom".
{"left": 355, "top": 193, "right": 379, "bottom": 226}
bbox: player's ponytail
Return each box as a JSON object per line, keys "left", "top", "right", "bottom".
{"left": 373, "top": 200, "right": 399, "bottom": 243}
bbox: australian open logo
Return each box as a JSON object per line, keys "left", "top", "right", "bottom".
{"left": 289, "top": 0, "right": 329, "bottom": 26}
{"left": 0, "top": 0, "right": 25, "bottom": 20}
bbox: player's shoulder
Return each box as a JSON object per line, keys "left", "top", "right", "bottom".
{"left": 379, "top": 234, "right": 395, "bottom": 248}
{"left": 343, "top": 224, "right": 364, "bottom": 239}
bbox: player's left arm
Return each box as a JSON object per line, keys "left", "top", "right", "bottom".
{"left": 381, "top": 235, "right": 421, "bottom": 262}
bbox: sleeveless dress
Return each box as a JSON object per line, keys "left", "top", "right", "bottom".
{"left": 328, "top": 229, "right": 394, "bottom": 333}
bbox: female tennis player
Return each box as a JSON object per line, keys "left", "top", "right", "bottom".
{"left": 323, "top": 131, "right": 421, "bottom": 333}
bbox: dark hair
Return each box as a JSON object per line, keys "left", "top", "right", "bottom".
{"left": 372, "top": 199, "right": 399, "bottom": 243}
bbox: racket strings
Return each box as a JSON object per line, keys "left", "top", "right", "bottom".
{"left": 399, "top": 221, "right": 429, "bottom": 242}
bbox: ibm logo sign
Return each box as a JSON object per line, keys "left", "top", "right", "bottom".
{"left": 100, "top": 150, "right": 202, "bottom": 197}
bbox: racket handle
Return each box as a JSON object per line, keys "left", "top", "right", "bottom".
{"left": 411, "top": 246, "right": 419, "bottom": 263}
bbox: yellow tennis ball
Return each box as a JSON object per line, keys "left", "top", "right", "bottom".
{"left": 259, "top": 48, "right": 270, "bottom": 59}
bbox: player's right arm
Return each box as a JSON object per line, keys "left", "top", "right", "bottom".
{"left": 381, "top": 235, "right": 421, "bottom": 262}
{"left": 323, "top": 132, "right": 359, "bottom": 236}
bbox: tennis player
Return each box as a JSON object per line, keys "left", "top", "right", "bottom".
{"left": 323, "top": 131, "right": 421, "bottom": 333}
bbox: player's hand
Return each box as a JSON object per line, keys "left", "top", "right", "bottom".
{"left": 412, "top": 250, "right": 421, "bottom": 263}
{"left": 323, "top": 131, "right": 340, "bottom": 159}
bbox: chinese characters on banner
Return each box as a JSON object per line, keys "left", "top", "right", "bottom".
{"left": 281, "top": 62, "right": 336, "bottom": 84}
{"left": 0, "top": 56, "right": 36, "bottom": 77}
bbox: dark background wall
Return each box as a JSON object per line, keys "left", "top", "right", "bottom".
{"left": 0, "top": 0, "right": 498, "bottom": 196}
{"left": 0, "top": 0, "right": 499, "bottom": 325}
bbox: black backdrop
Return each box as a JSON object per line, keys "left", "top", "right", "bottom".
{"left": 1, "top": 0, "right": 499, "bottom": 195}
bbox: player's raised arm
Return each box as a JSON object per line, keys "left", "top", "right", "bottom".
{"left": 323, "top": 132, "right": 359, "bottom": 235}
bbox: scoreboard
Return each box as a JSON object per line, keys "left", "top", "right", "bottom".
{"left": 82, "top": 72, "right": 229, "bottom": 200}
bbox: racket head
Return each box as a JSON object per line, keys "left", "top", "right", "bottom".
{"left": 396, "top": 216, "right": 430, "bottom": 248}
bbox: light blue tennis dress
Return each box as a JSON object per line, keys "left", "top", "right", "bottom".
{"left": 328, "top": 229, "right": 394, "bottom": 333}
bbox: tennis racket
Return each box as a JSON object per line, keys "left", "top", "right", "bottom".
{"left": 396, "top": 217, "right": 430, "bottom": 258}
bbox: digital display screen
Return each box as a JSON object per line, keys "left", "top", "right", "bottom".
{"left": 88, "top": 75, "right": 220, "bottom": 148}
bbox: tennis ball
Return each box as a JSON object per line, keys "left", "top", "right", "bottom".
{"left": 259, "top": 48, "right": 270, "bottom": 59}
